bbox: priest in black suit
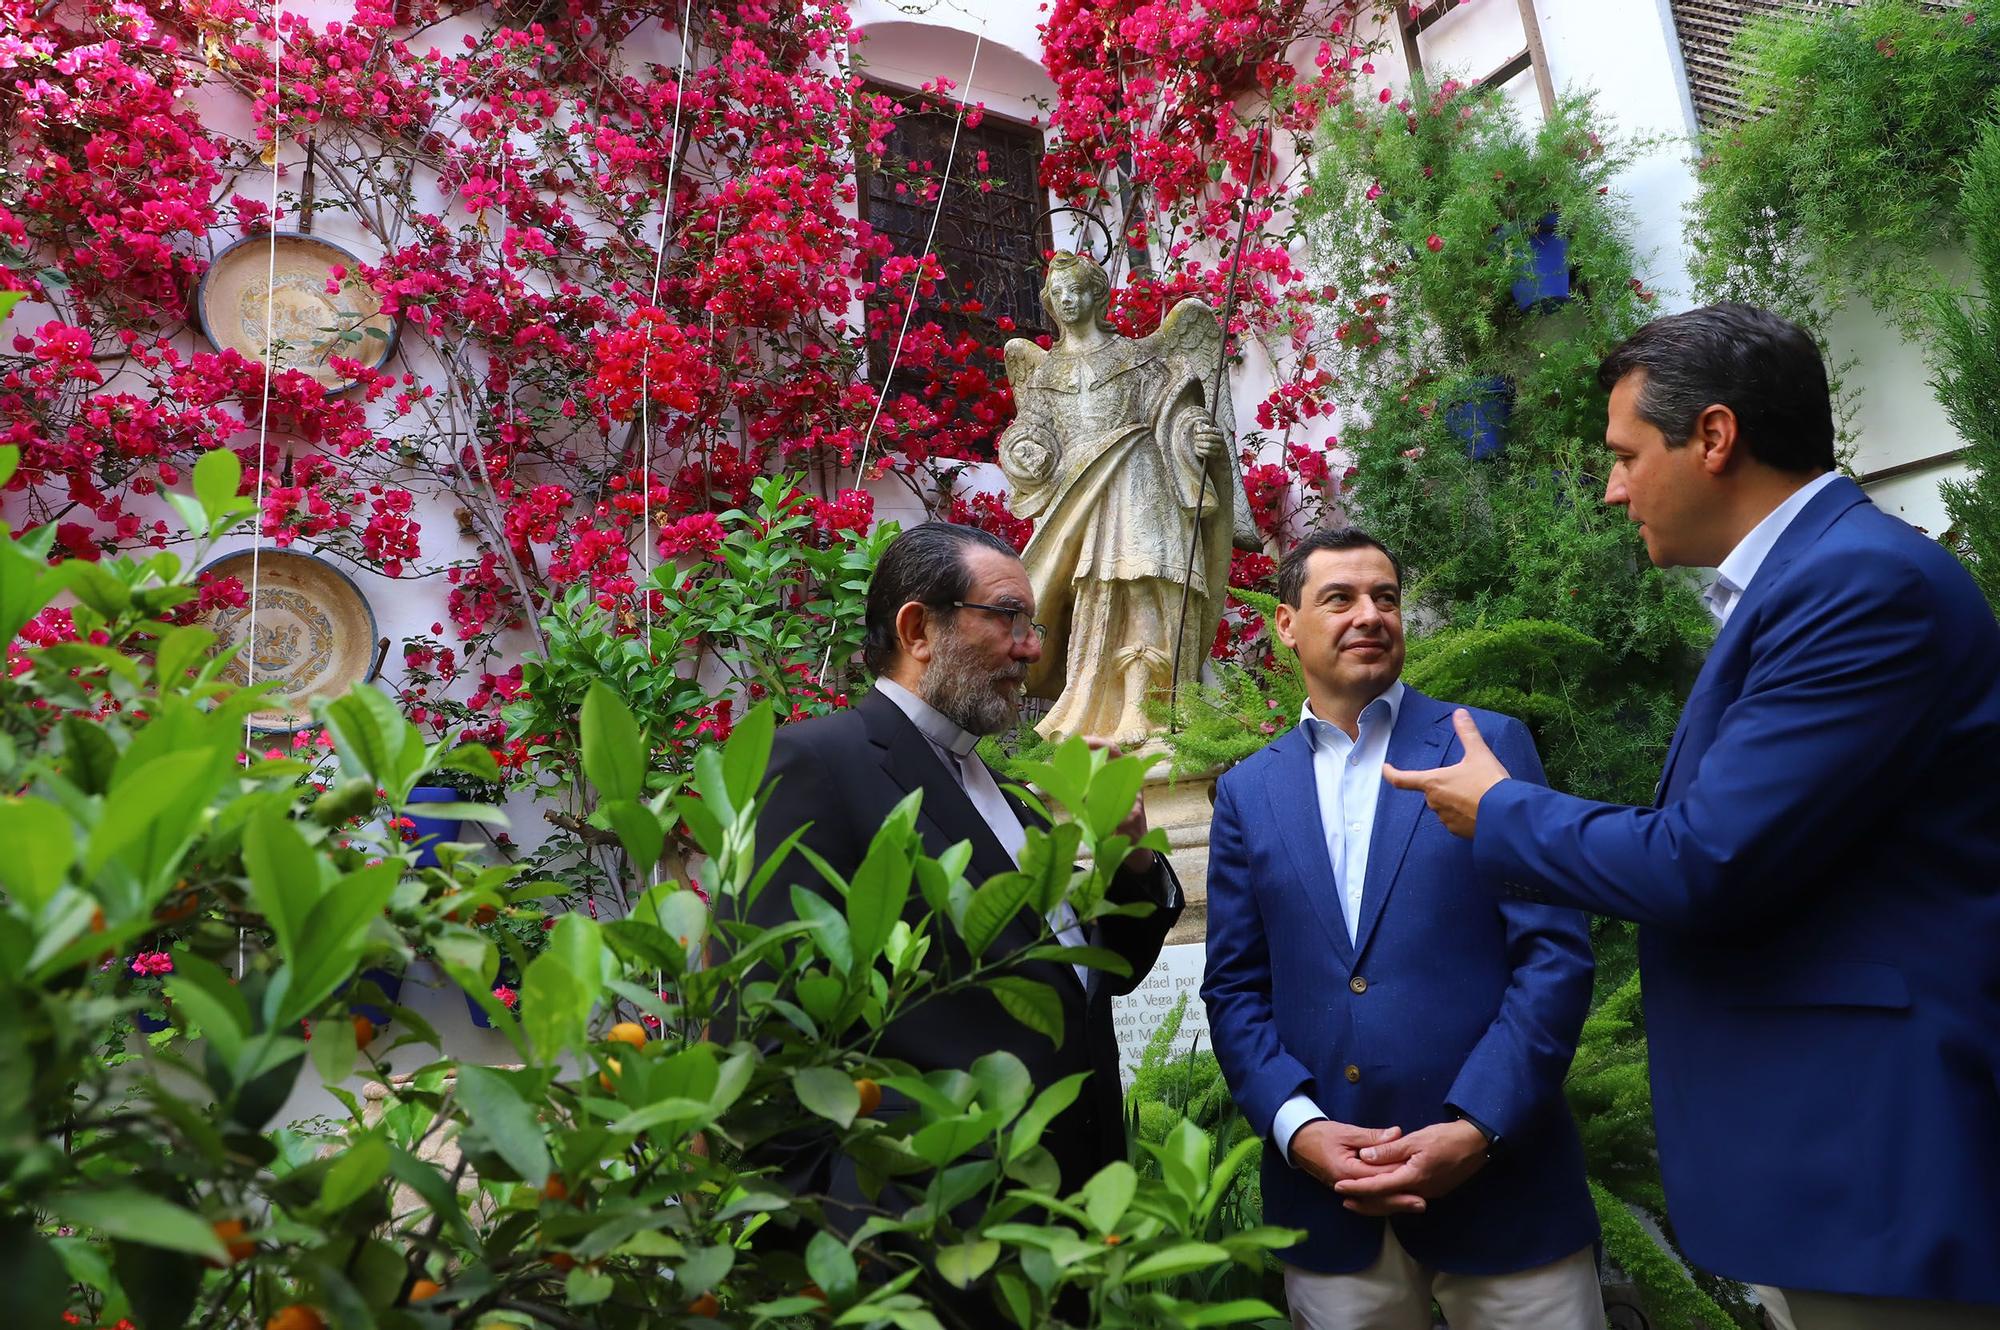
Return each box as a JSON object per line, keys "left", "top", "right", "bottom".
{"left": 746, "top": 520, "right": 1183, "bottom": 1219}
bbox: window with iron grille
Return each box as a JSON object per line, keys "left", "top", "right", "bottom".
{"left": 860, "top": 85, "right": 1052, "bottom": 384}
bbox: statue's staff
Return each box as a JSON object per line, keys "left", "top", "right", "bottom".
{"left": 1169, "top": 123, "right": 1269, "bottom": 734}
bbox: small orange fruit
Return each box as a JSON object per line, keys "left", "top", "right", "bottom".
{"left": 687, "top": 1293, "right": 720, "bottom": 1316}
{"left": 352, "top": 1014, "right": 377, "bottom": 1048}
{"left": 598, "top": 1056, "right": 621, "bottom": 1093}
{"left": 472, "top": 904, "right": 499, "bottom": 925}
{"left": 1103, "top": 1233, "right": 1123, "bottom": 1246}
{"left": 265, "top": 1307, "right": 326, "bottom": 1330}
{"left": 206, "top": 1217, "right": 254, "bottom": 1266}
{"left": 541, "top": 1175, "right": 570, "bottom": 1203}
{"left": 606, "top": 1021, "right": 647, "bottom": 1049}
{"left": 89, "top": 906, "right": 107, "bottom": 932}
{"left": 853, "top": 1077, "right": 882, "bottom": 1117}
{"left": 409, "top": 1278, "right": 444, "bottom": 1302}
{"left": 547, "top": 1252, "right": 577, "bottom": 1273}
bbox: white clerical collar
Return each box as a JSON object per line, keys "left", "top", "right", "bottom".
{"left": 1711, "top": 471, "right": 1840, "bottom": 609}
{"left": 874, "top": 677, "right": 981, "bottom": 758}
{"left": 1298, "top": 680, "right": 1405, "bottom": 747}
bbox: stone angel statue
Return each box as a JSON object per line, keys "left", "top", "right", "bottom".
{"left": 997, "top": 251, "right": 1262, "bottom": 746}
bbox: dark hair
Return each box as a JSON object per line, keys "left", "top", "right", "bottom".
{"left": 1596, "top": 303, "right": 1836, "bottom": 474}
{"left": 862, "top": 522, "right": 1021, "bottom": 675}
{"left": 1277, "top": 528, "right": 1403, "bottom": 607}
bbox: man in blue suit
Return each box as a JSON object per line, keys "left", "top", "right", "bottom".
{"left": 1202, "top": 527, "right": 1601, "bottom": 1329}
{"left": 1388, "top": 304, "right": 2000, "bottom": 1329}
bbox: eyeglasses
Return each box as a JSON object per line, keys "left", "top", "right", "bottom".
{"left": 947, "top": 600, "right": 1048, "bottom": 643}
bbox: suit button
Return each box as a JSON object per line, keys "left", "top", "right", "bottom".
{"left": 1349, "top": 976, "right": 1368, "bottom": 994}
{"left": 1344, "top": 1064, "right": 1361, "bottom": 1083}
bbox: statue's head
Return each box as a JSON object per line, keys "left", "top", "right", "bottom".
{"left": 1040, "top": 251, "right": 1117, "bottom": 335}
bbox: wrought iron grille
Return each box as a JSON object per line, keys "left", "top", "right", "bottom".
{"left": 861, "top": 86, "right": 1052, "bottom": 379}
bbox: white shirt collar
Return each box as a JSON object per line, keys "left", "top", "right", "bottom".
{"left": 1707, "top": 471, "right": 1841, "bottom": 623}
{"left": 1298, "top": 679, "right": 1405, "bottom": 746}
{"left": 873, "top": 676, "right": 981, "bottom": 758}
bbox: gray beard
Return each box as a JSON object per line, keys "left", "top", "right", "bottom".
{"left": 920, "top": 630, "right": 1022, "bottom": 737}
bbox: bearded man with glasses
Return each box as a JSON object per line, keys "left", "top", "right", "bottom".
{"left": 743, "top": 521, "right": 1184, "bottom": 1246}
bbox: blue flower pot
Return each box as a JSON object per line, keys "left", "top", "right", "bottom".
{"left": 405, "top": 786, "right": 463, "bottom": 867}
{"left": 1445, "top": 376, "right": 1514, "bottom": 460}
{"left": 1510, "top": 212, "right": 1571, "bottom": 312}
{"left": 464, "top": 966, "right": 520, "bottom": 1029}
{"left": 136, "top": 1011, "right": 172, "bottom": 1033}
{"left": 347, "top": 967, "right": 404, "bottom": 1026}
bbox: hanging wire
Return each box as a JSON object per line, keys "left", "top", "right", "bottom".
{"left": 847, "top": 24, "right": 987, "bottom": 492}
{"left": 240, "top": 0, "right": 287, "bottom": 977}
{"left": 636, "top": 0, "right": 699, "bottom": 643}
{"left": 816, "top": 26, "right": 987, "bottom": 689}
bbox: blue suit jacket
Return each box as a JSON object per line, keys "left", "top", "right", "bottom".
{"left": 1478, "top": 477, "right": 2000, "bottom": 1303}
{"left": 1202, "top": 688, "right": 1598, "bottom": 1274}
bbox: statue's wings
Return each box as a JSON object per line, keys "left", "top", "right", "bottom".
{"left": 1147, "top": 298, "right": 1233, "bottom": 442}
{"left": 1003, "top": 337, "right": 1047, "bottom": 392}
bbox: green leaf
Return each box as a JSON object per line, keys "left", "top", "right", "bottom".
{"left": 580, "top": 680, "right": 644, "bottom": 801}
{"left": 963, "top": 871, "right": 1034, "bottom": 958}
{"left": 319, "top": 685, "right": 419, "bottom": 795}
{"left": 791, "top": 886, "right": 852, "bottom": 974}
{"left": 50, "top": 1191, "right": 227, "bottom": 1262}
{"left": 600, "top": 798, "right": 664, "bottom": 870}
{"left": 935, "top": 1238, "right": 1001, "bottom": 1290}
{"left": 1081, "top": 1160, "right": 1137, "bottom": 1235}
{"left": 845, "top": 825, "right": 913, "bottom": 976}
{"left": 1021, "top": 945, "right": 1132, "bottom": 980}
{"left": 677, "top": 1244, "right": 735, "bottom": 1297}
{"left": 0, "top": 444, "right": 14, "bottom": 488}
{"left": 192, "top": 447, "right": 243, "bottom": 525}
{"left": 83, "top": 750, "right": 216, "bottom": 894}
{"left": 910, "top": 1110, "right": 1003, "bottom": 1169}
{"left": 720, "top": 701, "right": 776, "bottom": 811}
{"left": 987, "top": 975, "right": 1063, "bottom": 1046}
{"left": 280, "top": 862, "right": 399, "bottom": 1024}
{"left": 1119, "top": 1241, "right": 1231, "bottom": 1282}
{"left": 1007, "top": 1072, "right": 1088, "bottom": 1162}
{"left": 1168, "top": 1298, "right": 1289, "bottom": 1327}
{"left": 0, "top": 1220, "right": 67, "bottom": 1330}
{"left": 805, "top": 1229, "right": 858, "bottom": 1301}
{"left": 1081, "top": 752, "right": 1149, "bottom": 842}
{"left": 319, "top": 1135, "right": 391, "bottom": 1214}
{"left": 153, "top": 625, "right": 216, "bottom": 688}
{"left": 164, "top": 950, "right": 250, "bottom": 1061}
{"left": 968, "top": 1051, "right": 1032, "bottom": 1123}
{"left": 793, "top": 1065, "right": 861, "bottom": 1129}
{"left": 456, "top": 1065, "right": 552, "bottom": 1185}
{"left": 565, "top": 1264, "right": 614, "bottom": 1306}
{"left": 0, "top": 797, "right": 74, "bottom": 912}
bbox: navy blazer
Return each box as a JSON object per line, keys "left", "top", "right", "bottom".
{"left": 1477, "top": 477, "right": 2000, "bottom": 1303}
{"left": 1202, "top": 688, "right": 1597, "bottom": 1275}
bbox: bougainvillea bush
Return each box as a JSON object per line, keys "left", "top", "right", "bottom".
{"left": 2, "top": 0, "right": 1391, "bottom": 761}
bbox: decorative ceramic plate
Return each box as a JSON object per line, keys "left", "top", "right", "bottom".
{"left": 196, "top": 549, "right": 381, "bottom": 730}
{"left": 195, "top": 233, "right": 399, "bottom": 392}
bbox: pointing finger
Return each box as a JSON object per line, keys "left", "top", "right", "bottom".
{"left": 1381, "top": 762, "right": 1427, "bottom": 790}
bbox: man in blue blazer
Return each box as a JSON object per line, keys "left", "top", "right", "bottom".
{"left": 1389, "top": 304, "right": 2000, "bottom": 1328}
{"left": 1202, "top": 528, "right": 1601, "bottom": 1329}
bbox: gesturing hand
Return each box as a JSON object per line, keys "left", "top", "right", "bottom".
{"left": 1289, "top": 1121, "right": 1421, "bottom": 1214}
{"left": 1381, "top": 709, "right": 1511, "bottom": 839}
{"left": 1332, "top": 1120, "right": 1489, "bottom": 1215}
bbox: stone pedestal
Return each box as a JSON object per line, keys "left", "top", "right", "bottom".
{"left": 1138, "top": 765, "right": 1219, "bottom": 946}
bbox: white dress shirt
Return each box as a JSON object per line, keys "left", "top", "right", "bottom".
{"left": 1703, "top": 471, "right": 1841, "bottom": 626}
{"left": 1271, "top": 681, "right": 1404, "bottom": 1162}
{"left": 873, "top": 679, "right": 1090, "bottom": 985}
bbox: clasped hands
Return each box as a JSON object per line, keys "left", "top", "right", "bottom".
{"left": 1289, "top": 1118, "right": 1490, "bottom": 1215}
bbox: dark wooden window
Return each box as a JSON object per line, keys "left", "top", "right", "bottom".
{"left": 861, "top": 85, "right": 1052, "bottom": 378}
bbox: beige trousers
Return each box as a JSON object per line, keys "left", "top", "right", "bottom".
{"left": 1756, "top": 1285, "right": 2000, "bottom": 1330}
{"left": 1283, "top": 1228, "right": 1602, "bottom": 1330}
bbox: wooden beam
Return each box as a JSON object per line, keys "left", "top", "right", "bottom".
{"left": 1514, "top": 0, "right": 1558, "bottom": 118}
{"left": 1477, "top": 49, "right": 1534, "bottom": 92}
{"left": 1854, "top": 447, "right": 1972, "bottom": 488}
